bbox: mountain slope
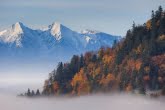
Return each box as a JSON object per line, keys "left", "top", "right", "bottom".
{"left": 0, "top": 22, "right": 120, "bottom": 61}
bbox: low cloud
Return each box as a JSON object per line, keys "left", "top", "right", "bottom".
{"left": 0, "top": 93, "right": 165, "bottom": 110}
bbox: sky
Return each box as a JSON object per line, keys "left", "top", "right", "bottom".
{"left": 0, "top": 0, "right": 165, "bottom": 36}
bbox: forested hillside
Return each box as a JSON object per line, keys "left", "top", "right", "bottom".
{"left": 34, "top": 6, "right": 165, "bottom": 96}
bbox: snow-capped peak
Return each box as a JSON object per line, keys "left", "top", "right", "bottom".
{"left": 0, "top": 22, "right": 27, "bottom": 47}
{"left": 11, "top": 22, "right": 24, "bottom": 35}
{"left": 50, "top": 22, "right": 62, "bottom": 40}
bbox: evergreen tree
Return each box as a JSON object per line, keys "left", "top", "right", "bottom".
{"left": 132, "top": 21, "right": 136, "bottom": 31}
{"left": 36, "top": 89, "right": 40, "bottom": 96}
{"left": 151, "top": 10, "right": 157, "bottom": 39}
{"left": 159, "top": 6, "right": 163, "bottom": 14}
{"left": 139, "top": 83, "right": 146, "bottom": 95}
{"left": 55, "top": 62, "right": 63, "bottom": 81}
{"left": 112, "top": 39, "right": 117, "bottom": 49}
{"left": 70, "top": 55, "right": 79, "bottom": 74}
{"left": 78, "top": 54, "right": 84, "bottom": 71}
{"left": 27, "top": 88, "right": 31, "bottom": 96}
{"left": 91, "top": 54, "right": 97, "bottom": 62}
{"left": 158, "top": 14, "right": 165, "bottom": 35}
{"left": 155, "top": 6, "right": 163, "bottom": 20}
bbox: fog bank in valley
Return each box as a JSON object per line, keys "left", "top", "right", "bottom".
{"left": 0, "top": 93, "right": 165, "bottom": 110}
{"left": 0, "top": 64, "right": 164, "bottom": 110}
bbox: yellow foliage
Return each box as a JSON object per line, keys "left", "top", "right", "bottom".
{"left": 90, "top": 67, "right": 101, "bottom": 78}
{"left": 87, "top": 63, "right": 95, "bottom": 73}
{"left": 126, "top": 83, "right": 132, "bottom": 92}
{"left": 99, "top": 74, "right": 115, "bottom": 87}
{"left": 77, "top": 81, "right": 91, "bottom": 95}
{"left": 95, "top": 67, "right": 101, "bottom": 75}
{"left": 144, "top": 66, "right": 150, "bottom": 73}
{"left": 146, "top": 20, "right": 151, "bottom": 30}
{"left": 158, "top": 35, "right": 165, "bottom": 41}
{"left": 126, "top": 59, "right": 142, "bottom": 71}
{"left": 71, "top": 69, "right": 91, "bottom": 95}
{"left": 107, "top": 74, "right": 115, "bottom": 82}
{"left": 71, "top": 69, "right": 85, "bottom": 86}
{"left": 53, "top": 81, "right": 59, "bottom": 93}
{"left": 103, "top": 55, "right": 113, "bottom": 64}
{"left": 135, "top": 60, "right": 142, "bottom": 71}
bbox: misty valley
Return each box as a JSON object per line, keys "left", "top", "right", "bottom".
{"left": 1, "top": 92, "right": 165, "bottom": 110}
{"left": 0, "top": 1, "right": 165, "bottom": 110}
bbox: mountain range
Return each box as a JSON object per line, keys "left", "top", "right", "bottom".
{"left": 0, "top": 22, "right": 120, "bottom": 61}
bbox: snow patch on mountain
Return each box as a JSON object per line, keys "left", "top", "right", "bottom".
{"left": 12, "top": 22, "right": 23, "bottom": 35}
{"left": 50, "top": 22, "right": 62, "bottom": 41}
{"left": 85, "top": 36, "right": 92, "bottom": 43}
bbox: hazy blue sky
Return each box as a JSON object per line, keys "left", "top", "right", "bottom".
{"left": 0, "top": 0, "right": 165, "bottom": 36}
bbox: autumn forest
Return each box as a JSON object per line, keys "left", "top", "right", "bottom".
{"left": 25, "top": 6, "right": 165, "bottom": 97}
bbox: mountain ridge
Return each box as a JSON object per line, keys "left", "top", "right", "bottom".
{"left": 0, "top": 22, "right": 121, "bottom": 61}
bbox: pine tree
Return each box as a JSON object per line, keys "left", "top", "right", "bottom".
{"left": 155, "top": 6, "right": 163, "bottom": 20}
{"left": 55, "top": 62, "right": 63, "bottom": 81}
{"left": 78, "top": 54, "right": 84, "bottom": 71}
{"left": 151, "top": 10, "right": 157, "bottom": 39}
{"left": 112, "top": 40, "right": 117, "bottom": 49}
{"left": 159, "top": 6, "right": 163, "bottom": 14}
{"left": 27, "top": 88, "right": 31, "bottom": 96}
{"left": 158, "top": 14, "right": 165, "bottom": 35}
{"left": 70, "top": 55, "right": 79, "bottom": 74}
{"left": 36, "top": 89, "right": 40, "bottom": 96}
{"left": 132, "top": 21, "right": 136, "bottom": 31}
{"left": 91, "top": 54, "right": 97, "bottom": 62}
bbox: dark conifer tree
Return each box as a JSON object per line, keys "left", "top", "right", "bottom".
{"left": 151, "top": 10, "right": 157, "bottom": 39}
{"left": 36, "top": 89, "right": 40, "bottom": 96}
{"left": 27, "top": 88, "right": 31, "bottom": 96}
{"left": 78, "top": 54, "right": 84, "bottom": 71}
{"left": 55, "top": 62, "right": 63, "bottom": 82}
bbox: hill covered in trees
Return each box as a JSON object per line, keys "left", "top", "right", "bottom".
{"left": 30, "top": 6, "right": 165, "bottom": 97}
